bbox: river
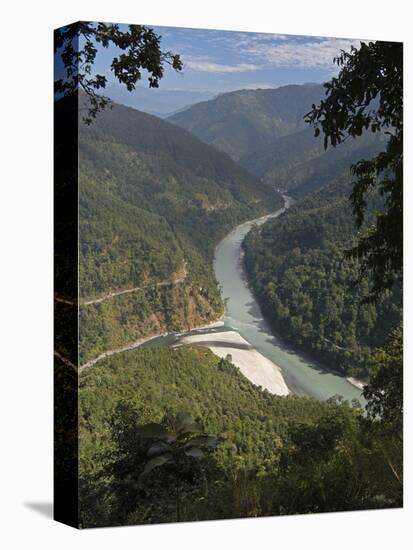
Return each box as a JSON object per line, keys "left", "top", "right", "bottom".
{"left": 213, "top": 198, "right": 364, "bottom": 402}
{"left": 145, "top": 198, "right": 364, "bottom": 402}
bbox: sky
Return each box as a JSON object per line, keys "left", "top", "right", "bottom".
{"left": 89, "top": 24, "right": 368, "bottom": 94}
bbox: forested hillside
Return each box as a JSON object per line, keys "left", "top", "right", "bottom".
{"left": 168, "top": 84, "right": 324, "bottom": 161}
{"left": 56, "top": 95, "right": 283, "bottom": 363}
{"left": 243, "top": 179, "right": 402, "bottom": 379}
{"left": 77, "top": 345, "right": 402, "bottom": 527}
{"left": 240, "top": 128, "right": 387, "bottom": 196}
{"left": 53, "top": 27, "right": 403, "bottom": 531}
{"left": 168, "top": 84, "right": 385, "bottom": 197}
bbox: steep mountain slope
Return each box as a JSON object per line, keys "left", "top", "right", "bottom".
{"left": 168, "top": 84, "right": 386, "bottom": 198}
{"left": 240, "top": 128, "right": 387, "bottom": 196}
{"left": 243, "top": 178, "right": 401, "bottom": 379}
{"left": 59, "top": 95, "right": 283, "bottom": 362}
{"left": 240, "top": 127, "right": 324, "bottom": 180}
{"left": 168, "top": 84, "right": 324, "bottom": 161}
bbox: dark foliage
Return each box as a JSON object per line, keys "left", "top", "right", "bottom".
{"left": 243, "top": 179, "right": 401, "bottom": 378}
{"left": 364, "top": 323, "right": 403, "bottom": 430}
{"left": 306, "top": 41, "right": 403, "bottom": 300}
{"left": 78, "top": 346, "right": 402, "bottom": 526}
{"left": 55, "top": 22, "right": 182, "bottom": 123}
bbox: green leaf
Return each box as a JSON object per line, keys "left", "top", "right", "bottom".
{"left": 184, "top": 448, "right": 205, "bottom": 459}
{"left": 185, "top": 435, "right": 219, "bottom": 449}
{"left": 136, "top": 423, "right": 169, "bottom": 439}
{"left": 175, "top": 412, "right": 198, "bottom": 434}
{"left": 147, "top": 442, "right": 171, "bottom": 458}
{"left": 139, "top": 454, "right": 173, "bottom": 479}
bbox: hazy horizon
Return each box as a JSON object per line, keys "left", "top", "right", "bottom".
{"left": 85, "top": 24, "right": 367, "bottom": 114}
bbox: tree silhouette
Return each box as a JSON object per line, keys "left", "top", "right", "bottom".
{"left": 137, "top": 413, "right": 221, "bottom": 521}
{"left": 305, "top": 41, "right": 402, "bottom": 300}
{"left": 364, "top": 323, "right": 403, "bottom": 430}
{"left": 55, "top": 22, "right": 182, "bottom": 123}
{"left": 106, "top": 405, "right": 221, "bottom": 523}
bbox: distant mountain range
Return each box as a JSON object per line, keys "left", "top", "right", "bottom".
{"left": 168, "top": 83, "right": 386, "bottom": 196}
{"left": 168, "top": 84, "right": 324, "bottom": 160}
{"left": 104, "top": 83, "right": 216, "bottom": 118}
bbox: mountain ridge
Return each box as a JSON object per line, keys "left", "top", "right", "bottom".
{"left": 55, "top": 93, "right": 284, "bottom": 363}
{"left": 168, "top": 83, "right": 325, "bottom": 161}
{"left": 168, "top": 83, "right": 386, "bottom": 197}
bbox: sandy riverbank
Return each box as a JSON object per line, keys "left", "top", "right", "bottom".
{"left": 346, "top": 377, "right": 366, "bottom": 391}
{"left": 177, "top": 330, "right": 290, "bottom": 396}
{"left": 76, "top": 318, "right": 226, "bottom": 371}
{"left": 186, "top": 318, "right": 225, "bottom": 332}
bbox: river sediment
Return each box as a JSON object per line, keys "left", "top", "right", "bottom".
{"left": 213, "top": 197, "right": 365, "bottom": 402}
{"left": 177, "top": 330, "right": 290, "bottom": 396}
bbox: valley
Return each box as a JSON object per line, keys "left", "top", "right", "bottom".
{"left": 53, "top": 27, "right": 403, "bottom": 528}
{"left": 56, "top": 84, "right": 397, "bottom": 395}
{"left": 71, "top": 85, "right": 396, "bottom": 397}
{"left": 70, "top": 94, "right": 284, "bottom": 363}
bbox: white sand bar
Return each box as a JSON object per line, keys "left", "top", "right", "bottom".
{"left": 178, "top": 330, "right": 289, "bottom": 396}
{"left": 346, "top": 377, "right": 366, "bottom": 391}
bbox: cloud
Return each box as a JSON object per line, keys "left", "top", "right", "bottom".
{"left": 238, "top": 37, "right": 360, "bottom": 68}
{"left": 154, "top": 27, "right": 368, "bottom": 75}
{"left": 179, "top": 30, "right": 361, "bottom": 69}
{"left": 184, "top": 57, "right": 260, "bottom": 73}
{"left": 182, "top": 37, "right": 359, "bottom": 73}
{"left": 248, "top": 33, "right": 292, "bottom": 42}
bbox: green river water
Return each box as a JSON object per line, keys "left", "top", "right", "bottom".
{"left": 213, "top": 198, "right": 364, "bottom": 401}
{"left": 145, "top": 198, "right": 364, "bottom": 402}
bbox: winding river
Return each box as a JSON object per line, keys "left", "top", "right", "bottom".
{"left": 213, "top": 197, "right": 364, "bottom": 402}
{"left": 145, "top": 197, "right": 364, "bottom": 402}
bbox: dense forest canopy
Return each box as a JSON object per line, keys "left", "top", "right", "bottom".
{"left": 75, "top": 345, "right": 402, "bottom": 526}
{"left": 240, "top": 128, "right": 387, "bottom": 197}
{"left": 306, "top": 41, "right": 403, "bottom": 300}
{"left": 243, "top": 178, "right": 401, "bottom": 379}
